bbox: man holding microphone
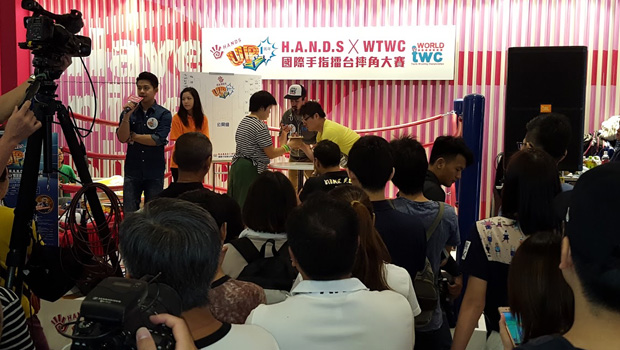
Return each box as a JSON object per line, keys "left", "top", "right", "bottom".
{"left": 116, "top": 71, "right": 171, "bottom": 213}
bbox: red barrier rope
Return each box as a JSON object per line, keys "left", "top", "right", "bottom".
{"left": 266, "top": 111, "right": 455, "bottom": 133}
{"left": 356, "top": 113, "right": 453, "bottom": 134}
{"left": 70, "top": 110, "right": 456, "bottom": 136}
{"left": 71, "top": 112, "right": 119, "bottom": 127}
{"left": 61, "top": 145, "right": 174, "bottom": 160}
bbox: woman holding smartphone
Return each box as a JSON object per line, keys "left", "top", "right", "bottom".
{"left": 498, "top": 231, "right": 574, "bottom": 349}
{"left": 451, "top": 149, "right": 562, "bottom": 350}
{"left": 170, "top": 87, "right": 210, "bottom": 182}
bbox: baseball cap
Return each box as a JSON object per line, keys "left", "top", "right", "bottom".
{"left": 284, "top": 84, "right": 306, "bottom": 99}
{"left": 562, "top": 162, "right": 620, "bottom": 266}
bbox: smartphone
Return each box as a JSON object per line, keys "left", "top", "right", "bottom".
{"left": 498, "top": 307, "right": 523, "bottom": 346}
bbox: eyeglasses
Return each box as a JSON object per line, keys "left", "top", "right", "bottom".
{"left": 302, "top": 114, "right": 313, "bottom": 121}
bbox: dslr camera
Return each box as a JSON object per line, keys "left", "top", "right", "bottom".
{"left": 69, "top": 277, "right": 183, "bottom": 350}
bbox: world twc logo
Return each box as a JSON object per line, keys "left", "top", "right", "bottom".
{"left": 411, "top": 42, "right": 445, "bottom": 65}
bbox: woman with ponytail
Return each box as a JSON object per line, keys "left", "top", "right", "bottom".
{"left": 328, "top": 185, "right": 421, "bottom": 318}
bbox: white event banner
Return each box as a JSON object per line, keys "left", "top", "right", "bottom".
{"left": 180, "top": 72, "right": 262, "bottom": 160}
{"left": 202, "top": 26, "right": 456, "bottom": 80}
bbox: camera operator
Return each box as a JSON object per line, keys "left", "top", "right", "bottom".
{"left": 135, "top": 314, "right": 197, "bottom": 350}
{"left": 0, "top": 79, "right": 34, "bottom": 123}
{"left": 0, "top": 101, "right": 41, "bottom": 172}
{"left": 119, "top": 198, "right": 279, "bottom": 349}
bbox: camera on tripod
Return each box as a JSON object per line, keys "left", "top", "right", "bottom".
{"left": 69, "top": 277, "right": 183, "bottom": 350}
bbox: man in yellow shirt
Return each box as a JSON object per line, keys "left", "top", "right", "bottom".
{"left": 299, "top": 101, "right": 360, "bottom": 166}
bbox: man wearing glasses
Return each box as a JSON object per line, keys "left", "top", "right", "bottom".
{"left": 299, "top": 101, "right": 360, "bottom": 167}
{"left": 521, "top": 113, "right": 573, "bottom": 191}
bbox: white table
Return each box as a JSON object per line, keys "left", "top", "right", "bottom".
{"left": 269, "top": 161, "right": 314, "bottom": 189}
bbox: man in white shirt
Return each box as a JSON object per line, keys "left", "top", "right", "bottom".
{"left": 119, "top": 198, "right": 279, "bottom": 350}
{"left": 246, "top": 195, "right": 414, "bottom": 350}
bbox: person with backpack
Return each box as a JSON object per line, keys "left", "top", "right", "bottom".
{"left": 221, "top": 171, "right": 298, "bottom": 304}
{"left": 390, "top": 136, "right": 460, "bottom": 349}
{"left": 246, "top": 195, "right": 414, "bottom": 350}
{"left": 346, "top": 136, "right": 427, "bottom": 279}
{"left": 451, "top": 149, "right": 562, "bottom": 350}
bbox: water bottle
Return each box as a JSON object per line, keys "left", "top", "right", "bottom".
{"left": 602, "top": 151, "right": 610, "bottom": 164}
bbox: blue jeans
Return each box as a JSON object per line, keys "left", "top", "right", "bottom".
{"left": 123, "top": 176, "right": 164, "bottom": 213}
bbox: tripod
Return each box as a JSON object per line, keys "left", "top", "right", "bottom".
{"left": 4, "top": 72, "right": 122, "bottom": 297}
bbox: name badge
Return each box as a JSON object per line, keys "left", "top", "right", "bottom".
{"left": 146, "top": 117, "right": 158, "bottom": 130}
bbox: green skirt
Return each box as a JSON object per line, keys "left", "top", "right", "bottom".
{"left": 228, "top": 158, "right": 259, "bottom": 208}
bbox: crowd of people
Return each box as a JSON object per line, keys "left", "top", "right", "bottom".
{"left": 1, "top": 71, "right": 620, "bottom": 350}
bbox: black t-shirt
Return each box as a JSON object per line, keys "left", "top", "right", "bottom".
{"left": 516, "top": 335, "right": 583, "bottom": 350}
{"left": 157, "top": 183, "right": 244, "bottom": 242}
{"left": 298, "top": 170, "right": 350, "bottom": 201}
{"left": 460, "top": 224, "right": 510, "bottom": 333}
{"left": 372, "top": 200, "right": 427, "bottom": 277}
{"left": 157, "top": 182, "right": 204, "bottom": 198}
{"left": 423, "top": 170, "right": 446, "bottom": 202}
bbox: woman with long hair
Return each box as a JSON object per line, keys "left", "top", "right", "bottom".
{"left": 501, "top": 231, "right": 574, "bottom": 348}
{"left": 170, "top": 87, "right": 209, "bottom": 182}
{"left": 328, "top": 185, "right": 421, "bottom": 318}
{"left": 452, "top": 148, "right": 562, "bottom": 350}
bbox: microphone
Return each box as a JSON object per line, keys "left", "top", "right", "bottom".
{"left": 124, "top": 96, "right": 143, "bottom": 113}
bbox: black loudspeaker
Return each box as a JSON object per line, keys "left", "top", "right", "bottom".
{"left": 504, "top": 46, "right": 587, "bottom": 172}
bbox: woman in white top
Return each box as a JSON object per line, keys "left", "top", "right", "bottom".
{"left": 222, "top": 171, "right": 298, "bottom": 304}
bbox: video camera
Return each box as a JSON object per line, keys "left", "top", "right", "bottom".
{"left": 19, "top": 0, "right": 91, "bottom": 76}
{"left": 68, "top": 277, "right": 183, "bottom": 350}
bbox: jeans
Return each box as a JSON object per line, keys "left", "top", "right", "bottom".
{"left": 123, "top": 176, "right": 164, "bottom": 213}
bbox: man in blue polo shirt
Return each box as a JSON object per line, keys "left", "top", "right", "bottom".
{"left": 117, "top": 71, "right": 172, "bottom": 213}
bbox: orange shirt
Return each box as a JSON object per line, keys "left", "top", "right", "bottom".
{"left": 170, "top": 113, "right": 210, "bottom": 169}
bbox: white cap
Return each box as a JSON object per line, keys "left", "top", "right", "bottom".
{"left": 284, "top": 84, "right": 306, "bottom": 99}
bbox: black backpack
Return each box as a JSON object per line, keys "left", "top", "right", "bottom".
{"left": 230, "top": 237, "right": 297, "bottom": 291}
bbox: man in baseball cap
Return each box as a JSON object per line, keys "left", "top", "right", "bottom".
{"left": 517, "top": 162, "right": 620, "bottom": 349}
{"left": 280, "top": 84, "right": 316, "bottom": 191}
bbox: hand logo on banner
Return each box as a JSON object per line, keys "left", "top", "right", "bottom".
{"left": 211, "top": 45, "right": 223, "bottom": 59}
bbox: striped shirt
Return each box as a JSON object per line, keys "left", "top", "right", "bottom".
{"left": 0, "top": 287, "right": 35, "bottom": 350}
{"left": 232, "top": 116, "right": 273, "bottom": 173}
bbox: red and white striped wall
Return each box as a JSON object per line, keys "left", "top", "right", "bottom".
{"left": 39, "top": 0, "right": 620, "bottom": 217}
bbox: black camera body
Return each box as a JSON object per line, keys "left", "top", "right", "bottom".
{"left": 22, "top": 15, "right": 91, "bottom": 56}
{"left": 19, "top": 0, "right": 91, "bottom": 75}
{"left": 70, "top": 277, "right": 183, "bottom": 350}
